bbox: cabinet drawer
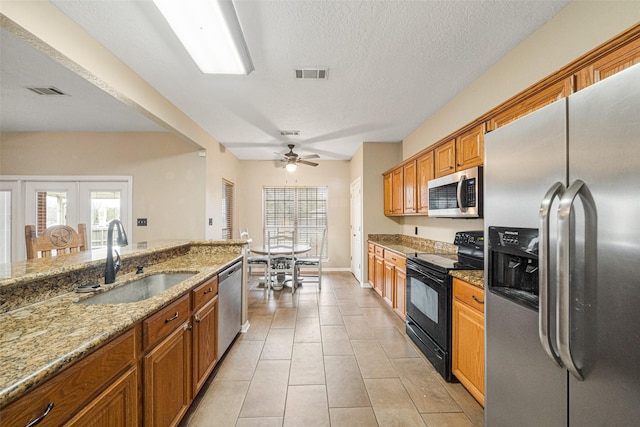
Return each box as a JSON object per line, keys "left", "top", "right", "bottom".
{"left": 383, "top": 250, "right": 405, "bottom": 268}
{"left": 143, "top": 294, "right": 190, "bottom": 351}
{"left": 192, "top": 276, "right": 218, "bottom": 310}
{"left": 374, "top": 245, "right": 384, "bottom": 257}
{"left": 1, "top": 328, "right": 136, "bottom": 427}
{"left": 368, "top": 243, "right": 375, "bottom": 254}
{"left": 453, "top": 278, "right": 485, "bottom": 313}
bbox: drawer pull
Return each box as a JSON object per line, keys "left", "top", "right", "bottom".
{"left": 195, "top": 315, "right": 201, "bottom": 323}
{"left": 165, "top": 312, "right": 179, "bottom": 323}
{"left": 203, "top": 287, "right": 213, "bottom": 295}
{"left": 472, "top": 295, "right": 484, "bottom": 304}
{"left": 26, "top": 402, "right": 54, "bottom": 427}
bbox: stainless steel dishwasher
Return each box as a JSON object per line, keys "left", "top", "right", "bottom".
{"left": 217, "top": 260, "right": 243, "bottom": 357}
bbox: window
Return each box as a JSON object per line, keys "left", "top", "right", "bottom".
{"left": 221, "top": 179, "right": 234, "bottom": 240}
{"left": 263, "top": 186, "right": 327, "bottom": 258}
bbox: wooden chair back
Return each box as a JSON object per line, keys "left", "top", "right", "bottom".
{"left": 25, "top": 224, "right": 88, "bottom": 259}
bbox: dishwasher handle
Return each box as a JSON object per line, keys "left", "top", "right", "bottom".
{"left": 219, "top": 261, "right": 243, "bottom": 282}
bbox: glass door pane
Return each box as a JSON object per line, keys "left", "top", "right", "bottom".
{"left": 25, "top": 181, "right": 78, "bottom": 233}
{"left": 0, "top": 190, "right": 11, "bottom": 264}
{"left": 89, "top": 190, "right": 121, "bottom": 249}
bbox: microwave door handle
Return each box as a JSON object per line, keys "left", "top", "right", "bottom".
{"left": 456, "top": 175, "right": 467, "bottom": 212}
{"left": 538, "top": 181, "right": 564, "bottom": 367}
{"left": 558, "top": 179, "right": 596, "bottom": 381}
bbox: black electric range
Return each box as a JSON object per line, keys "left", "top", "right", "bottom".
{"left": 405, "top": 231, "right": 484, "bottom": 381}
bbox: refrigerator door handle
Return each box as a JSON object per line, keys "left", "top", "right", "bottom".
{"left": 456, "top": 174, "right": 467, "bottom": 212}
{"left": 538, "top": 181, "right": 565, "bottom": 367}
{"left": 558, "top": 179, "right": 597, "bottom": 381}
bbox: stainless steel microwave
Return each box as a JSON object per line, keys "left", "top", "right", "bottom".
{"left": 427, "top": 166, "right": 483, "bottom": 218}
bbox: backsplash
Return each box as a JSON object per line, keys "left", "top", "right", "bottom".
{"left": 368, "top": 234, "right": 458, "bottom": 254}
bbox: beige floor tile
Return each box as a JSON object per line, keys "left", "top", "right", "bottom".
{"left": 319, "top": 305, "right": 344, "bottom": 325}
{"left": 337, "top": 298, "right": 364, "bottom": 316}
{"left": 293, "top": 316, "right": 322, "bottom": 343}
{"left": 261, "top": 328, "right": 294, "bottom": 360}
{"left": 283, "top": 385, "right": 330, "bottom": 427}
{"left": 235, "top": 417, "right": 284, "bottom": 427}
{"left": 242, "top": 314, "right": 273, "bottom": 341}
{"left": 296, "top": 300, "right": 319, "bottom": 318}
{"left": 289, "top": 342, "right": 325, "bottom": 385}
{"left": 343, "top": 315, "right": 376, "bottom": 340}
{"left": 365, "top": 378, "right": 426, "bottom": 427}
{"left": 374, "top": 327, "right": 419, "bottom": 359}
{"left": 186, "top": 380, "right": 250, "bottom": 427}
{"left": 324, "top": 355, "right": 371, "bottom": 408}
{"left": 239, "top": 360, "right": 291, "bottom": 418}
{"left": 329, "top": 407, "right": 379, "bottom": 427}
{"left": 436, "top": 379, "right": 484, "bottom": 427}
{"left": 391, "top": 358, "right": 461, "bottom": 413}
{"left": 271, "top": 307, "right": 298, "bottom": 328}
{"left": 214, "top": 340, "right": 264, "bottom": 381}
{"left": 421, "top": 413, "right": 474, "bottom": 427}
{"left": 318, "top": 291, "right": 338, "bottom": 307}
{"left": 352, "top": 340, "right": 398, "bottom": 379}
{"left": 321, "top": 325, "right": 353, "bottom": 355}
{"left": 361, "top": 307, "right": 398, "bottom": 328}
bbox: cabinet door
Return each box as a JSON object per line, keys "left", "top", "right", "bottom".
{"left": 383, "top": 173, "right": 393, "bottom": 216}
{"left": 65, "top": 367, "right": 138, "bottom": 427}
{"left": 434, "top": 140, "right": 456, "bottom": 178}
{"left": 456, "top": 124, "right": 485, "bottom": 170}
{"left": 193, "top": 296, "right": 218, "bottom": 396}
{"left": 575, "top": 38, "right": 640, "bottom": 91}
{"left": 368, "top": 251, "right": 375, "bottom": 287}
{"left": 452, "top": 299, "right": 485, "bottom": 407}
{"left": 416, "top": 151, "right": 434, "bottom": 213}
{"left": 383, "top": 260, "right": 394, "bottom": 307}
{"left": 403, "top": 160, "right": 417, "bottom": 214}
{"left": 488, "top": 78, "right": 572, "bottom": 130}
{"left": 391, "top": 168, "right": 404, "bottom": 214}
{"left": 394, "top": 267, "right": 406, "bottom": 320}
{"left": 374, "top": 255, "right": 384, "bottom": 296}
{"left": 144, "top": 321, "right": 192, "bottom": 427}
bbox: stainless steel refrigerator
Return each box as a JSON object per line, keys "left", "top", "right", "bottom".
{"left": 484, "top": 64, "right": 640, "bottom": 426}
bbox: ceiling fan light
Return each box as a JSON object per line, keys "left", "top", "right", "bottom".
{"left": 153, "top": 0, "right": 254, "bottom": 75}
{"left": 285, "top": 162, "right": 297, "bottom": 172}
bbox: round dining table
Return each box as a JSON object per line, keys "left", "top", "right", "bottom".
{"left": 249, "top": 244, "right": 311, "bottom": 290}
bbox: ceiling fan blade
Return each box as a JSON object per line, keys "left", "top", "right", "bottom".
{"left": 300, "top": 154, "right": 320, "bottom": 159}
{"left": 298, "top": 159, "right": 319, "bottom": 167}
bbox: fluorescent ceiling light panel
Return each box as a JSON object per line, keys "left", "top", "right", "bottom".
{"left": 153, "top": 0, "right": 254, "bottom": 75}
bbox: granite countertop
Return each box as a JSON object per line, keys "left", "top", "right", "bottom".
{"left": 450, "top": 270, "right": 484, "bottom": 288}
{"left": 368, "top": 234, "right": 457, "bottom": 256}
{"left": 0, "top": 241, "right": 244, "bottom": 407}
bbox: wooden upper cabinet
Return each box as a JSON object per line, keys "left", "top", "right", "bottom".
{"left": 383, "top": 172, "right": 393, "bottom": 216}
{"left": 392, "top": 168, "right": 404, "bottom": 214}
{"left": 575, "top": 38, "right": 640, "bottom": 91}
{"left": 403, "top": 160, "right": 417, "bottom": 214}
{"left": 487, "top": 78, "right": 573, "bottom": 131}
{"left": 434, "top": 139, "right": 456, "bottom": 178}
{"left": 456, "top": 123, "right": 485, "bottom": 170}
{"left": 416, "top": 151, "right": 434, "bottom": 214}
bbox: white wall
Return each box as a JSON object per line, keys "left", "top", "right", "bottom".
{"left": 238, "top": 160, "right": 351, "bottom": 269}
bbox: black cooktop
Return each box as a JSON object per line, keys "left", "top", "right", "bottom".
{"left": 408, "top": 252, "right": 479, "bottom": 273}
{"left": 407, "top": 231, "right": 484, "bottom": 273}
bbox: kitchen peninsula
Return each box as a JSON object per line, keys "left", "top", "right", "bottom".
{"left": 0, "top": 239, "right": 246, "bottom": 425}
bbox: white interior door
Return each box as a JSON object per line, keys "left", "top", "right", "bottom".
{"left": 0, "top": 181, "right": 21, "bottom": 263}
{"left": 25, "top": 181, "right": 79, "bottom": 233}
{"left": 350, "top": 178, "right": 362, "bottom": 283}
{"left": 79, "top": 181, "right": 131, "bottom": 250}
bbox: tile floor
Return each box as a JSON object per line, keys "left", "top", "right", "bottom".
{"left": 181, "top": 272, "right": 484, "bottom": 427}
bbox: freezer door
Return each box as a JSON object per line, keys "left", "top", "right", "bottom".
{"left": 567, "top": 64, "right": 640, "bottom": 425}
{"left": 484, "top": 99, "right": 568, "bottom": 426}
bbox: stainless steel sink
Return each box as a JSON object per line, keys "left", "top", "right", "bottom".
{"left": 78, "top": 273, "right": 195, "bottom": 304}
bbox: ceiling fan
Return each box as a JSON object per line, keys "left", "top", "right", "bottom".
{"left": 278, "top": 144, "right": 320, "bottom": 171}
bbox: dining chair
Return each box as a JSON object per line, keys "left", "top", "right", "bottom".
{"left": 295, "top": 228, "right": 326, "bottom": 290}
{"left": 242, "top": 229, "right": 269, "bottom": 281}
{"left": 266, "top": 230, "right": 298, "bottom": 293}
{"left": 25, "top": 224, "right": 88, "bottom": 259}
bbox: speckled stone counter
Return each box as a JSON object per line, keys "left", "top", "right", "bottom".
{"left": 368, "top": 234, "right": 457, "bottom": 256}
{"left": 0, "top": 240, "right": 245, "bottom": 407}
{"left": 450, "top": 270, "right": 484, "bottom": 288}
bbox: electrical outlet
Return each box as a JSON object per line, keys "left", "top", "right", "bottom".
{"left": 137, "top": 218, "right": 148, "bottom": 226}
{"left": 208, "top": 218, "right": 213, "bottom": 226}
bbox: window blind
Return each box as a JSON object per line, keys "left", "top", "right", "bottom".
{"left": 221, "top": 179, "right": 234, "bottom": 240}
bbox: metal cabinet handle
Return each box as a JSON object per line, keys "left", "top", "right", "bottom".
{"left": 26, "top": 403, "right": 54, "bottom": 427}
{"left": 471, "top": 295, "right": 484, "bottom": 304}
{"left": 203, "top": 287, "right": 213, "bottom": 295}
{"left": 456, "top": 174, "right": 467, "bottom": 212}
{"left": 164, "top": 312, "right": 179, "bottom": 323}
{"left": 195, "top": 315, "right": 201, "bottom": 323}
{"left": 557, "top": 179, "right": 596, "bottom": 381}
{"left": 538, "top": 181, "right": 565, "bottom": 367}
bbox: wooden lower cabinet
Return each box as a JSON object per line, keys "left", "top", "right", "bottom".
{"left": 383, "top": 260, "right": 395, "bottom": 306}
{"left": 394, "top": 266, "right": 406, "bottom": 320}
{"left": 452, "top": 278, "right": 485, "bottom": 406}
{"left": 144, "top": 321, "right": 192, "bottom": 427}
{"left": 66, "top": 366, "right": 139, "bottom": 427}
{"left": 193, "top": 295, "right": 219, "bottom": 396}
{"left": 367, "top": 249, "right": 375, "bottom": 288}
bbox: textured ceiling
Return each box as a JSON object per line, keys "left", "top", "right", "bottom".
{"left": 1, "top": 0, "right": 569, "bottom": 160}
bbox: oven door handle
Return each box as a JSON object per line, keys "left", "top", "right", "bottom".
{"left": 409, "top": 268, "right": 445, "bottom": 285}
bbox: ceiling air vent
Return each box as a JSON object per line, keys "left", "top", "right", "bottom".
{"left": 26, "top": 86, "right": 68, "bottom": 96}
{"left": 294, "top": 67, "right": 329, "bottom": 80}
{"left": 279, "top": 130, "right": 300, "bottom": 136}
